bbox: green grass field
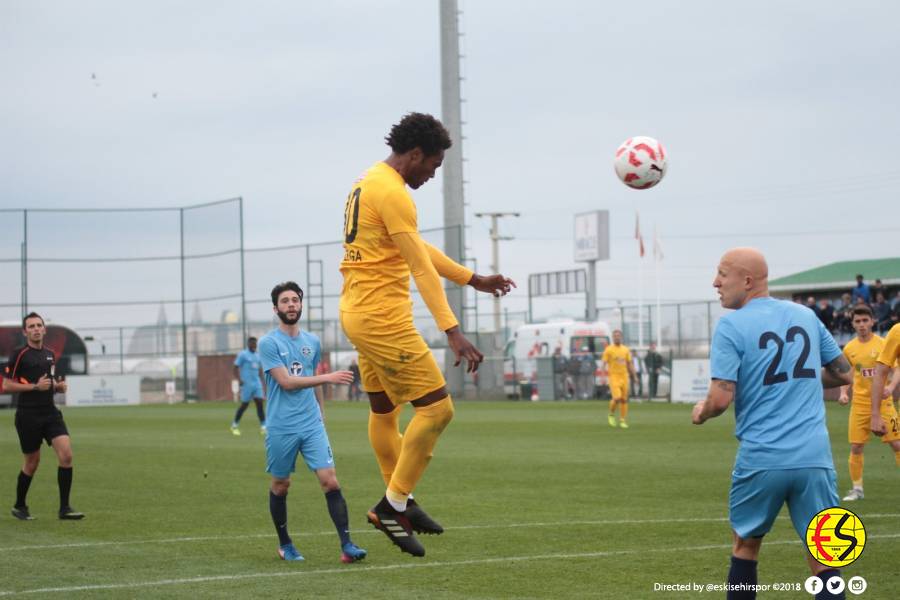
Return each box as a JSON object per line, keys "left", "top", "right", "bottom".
{"left": 0, "top": 400, "right": 896, "bottom": 599}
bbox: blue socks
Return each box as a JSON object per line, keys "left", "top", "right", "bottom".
{"left": 726, "top": 556, "right": 845, "bottom": 600}
{"left": 233, "top": 403, "right": 248, "bottom": 424}
{"left": 816, "top": 569, "right": 845, "bottom": 600}
{"left": 325, "top": 489, "right": 351, "bottom": 546}
{"left": 269, "top": 491, "right": 291, "bottom": 546}
{"left": 727, "top": 556, "right": 757, "bottom": 600}
{"left": 270, "top": 488, "right": 352, "bottom": 549}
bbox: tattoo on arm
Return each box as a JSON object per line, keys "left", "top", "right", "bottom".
{"left": 826, "top": 355, "right": 852, "bottom": 376}
{"left": 701, "top": 378, "right": 735, "bottom": 421}
{"left": 822, "top": 355, "right": 852, "bottom": 388}
{"left": 714, "top": 380, "right": 735, "bottom": 393}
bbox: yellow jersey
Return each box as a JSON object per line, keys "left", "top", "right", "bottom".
{"left": 602, "top": 344, "right": 631, "bottom": 382}
{"left": 877, "top": 323, "right": 900, "bottom": 368}
{"left": 842, "top": 335, "right": 885, "bottom": 407}
{"left": 339, "top": 162, "right": 459, "bottom": 331}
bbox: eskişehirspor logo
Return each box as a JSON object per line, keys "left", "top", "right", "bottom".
{"left": 806, "top": 507, "right": 866, "bottom": 567}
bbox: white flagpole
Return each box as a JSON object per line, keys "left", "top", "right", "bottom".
{"left": 637, "top": 211, "right": 643, "bottom": 348}
{"left": 654, "top": 226, "right": 662, "bottom": 347}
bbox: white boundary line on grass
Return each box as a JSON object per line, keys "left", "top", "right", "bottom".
{"left": 1, "top": 513, "right": 897, "bottom": 553}
{"left": 2, "top": 533, "right": 898, "bottom": 597}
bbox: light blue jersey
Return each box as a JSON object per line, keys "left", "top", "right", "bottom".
{"left": 710, "top": 297, "right": 842, "bottom": 472}
{"left": 258, "top": 328, "right": 322, "bottom": 435}
{"left": 234, "top": 349, "right": 262, "bottom": 386}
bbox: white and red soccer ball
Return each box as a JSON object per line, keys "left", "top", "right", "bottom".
{"left": 614, "top": 136, "right": 668, "bottom": 190}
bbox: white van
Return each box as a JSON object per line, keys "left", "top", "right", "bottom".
{"left": 502, "top": 320, "right": 613, "bottom": 398}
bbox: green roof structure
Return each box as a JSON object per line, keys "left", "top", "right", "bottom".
{"left": 770, "top": 258, "right": 900, "bottom": 293}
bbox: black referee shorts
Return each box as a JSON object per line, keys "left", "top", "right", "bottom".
{"left": 14, "top": 409, "right": 69, "bottom": 454}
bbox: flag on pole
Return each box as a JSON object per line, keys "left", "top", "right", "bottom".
{"left": 635, "top": 211, "right": 645, "bottom": 258}
{"left": 653, "top": 226, "right": 664, "bottom": 261}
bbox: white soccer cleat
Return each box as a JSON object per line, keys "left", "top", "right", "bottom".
{"left": 842, "top": 488, "right": 864, "bottom": 501}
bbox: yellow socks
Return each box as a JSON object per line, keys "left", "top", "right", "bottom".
{"left": 368, "top": 406, "right": 402, "bottom": 487}
{"left": 608, "top": 399, "right": 617, "bottom": 415}
{"left": 895, "top": 450, "right": 900, "bottom": 467}
{"left": 848, "top": 453, "right": 863, "bottom": 488}
{"left": 388, "top": 396, "right": 455, "bottom": 499}
{"left": 620, "top": 401, "right": 629, "bottom": 421}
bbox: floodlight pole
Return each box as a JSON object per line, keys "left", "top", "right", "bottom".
{"left": 475, "top": 212, "right": 519, "bottom": 332}
{"left": 21, "top": 210, "right": 28, "bottom": 317}
{"left": 179, "top": 208, "right": 188, "bottom": 402}
{"left": 238, "top": 197, "right": 247, "bottom": 343}
{"left": 441, "top": 0, "right": 466, "bottom": 396}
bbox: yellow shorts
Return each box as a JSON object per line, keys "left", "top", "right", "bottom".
{"left": 848, "top": 400, "right": 900, "bottom": 444}
{"left": 609, "top": 378, "right": 629, "bottom": 400}
{"left": 340, "top": 308, "right": 445, "bottom": 405}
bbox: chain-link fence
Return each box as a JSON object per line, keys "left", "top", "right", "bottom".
{"left": 596, "top": 300, "right": 729, "bottom": 359}
{"left": 1, "top": 201, "right": 729, "bottom": 401}
{"left": 0, "top": 213, "right": 490, "bottom": 400}
{"left": 0, "top": 200, "right": 244, "bottom": 400}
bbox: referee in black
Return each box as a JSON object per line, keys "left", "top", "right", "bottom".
{"left": 3, "top": 312, "right": 84, "bottom": 520}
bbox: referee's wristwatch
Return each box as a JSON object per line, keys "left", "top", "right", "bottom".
{"left": 32, "top": 384, "right": 38, "bottom": 391}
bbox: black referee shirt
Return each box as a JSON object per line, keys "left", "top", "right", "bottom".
{"left": 3, "top": 345, "right": 56, "bottom": 410}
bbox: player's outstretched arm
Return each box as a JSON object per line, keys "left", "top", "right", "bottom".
{"left": 870, "top": 362, "right": 891, "bottom": 436}
{"left": 393, "top": 232, "right": 459, "bottom": 331}
{"left": 424, "top": 241, "right": 516, "bottom": 297}
{"left": 424, "top": 241, "right": 474, "bottom": 285}
{"left": 692, "top": 379, "right": 735, "bottom": 425}
{"left": 821, "top": 355, "right": 852, "bottom": 389}
{"left": 267, "top": 366, "right": 354, "bottom": 391}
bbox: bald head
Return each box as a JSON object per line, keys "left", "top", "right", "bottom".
{"left": 721, "top": 247, "right": 768, "bottom": 282}
{"left": 714, "top": 247, "right": 770, "bottom": 309}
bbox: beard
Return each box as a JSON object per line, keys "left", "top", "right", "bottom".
{"left": 276, "top": 308, "right": 301, "bottom": 325}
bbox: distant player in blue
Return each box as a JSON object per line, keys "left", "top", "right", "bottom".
{"left": 230, "top": 337, "right": 266, "bottom": 436}
{"left": 260, "top": 281, "right": 366, "bottom": 564}
{"left": 692, "top": 248, "right": 852, "bottom": 600}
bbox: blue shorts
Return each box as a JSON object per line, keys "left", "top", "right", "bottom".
{"left": 265, "top": 425, "right": 335, "bottom": 478}
{"left": 730, "top": 467, "right": 838, "bottom": 539}
{"left": 240, "top": 381, "right": 263, "bottom": 402}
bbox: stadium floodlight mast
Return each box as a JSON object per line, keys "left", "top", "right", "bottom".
{"left": 441, "top": 0, "right": 466, "bottom": 395}
{"left": 475, "top": 212, "right": 520, "bottom": 332}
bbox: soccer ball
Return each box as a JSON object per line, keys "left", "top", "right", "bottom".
{"left": 614, "top": 136, "right": 668, "bottom": 190}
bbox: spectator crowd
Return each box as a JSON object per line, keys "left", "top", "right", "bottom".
{"left": 795, "top": 274, "right": 899, "bottom": 336}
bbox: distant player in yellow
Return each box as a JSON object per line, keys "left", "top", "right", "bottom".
{"left": 339, "top": 112, "right": 515, "bottom": 557}
{"left": 870, "top": 321, "right": 900, "bottom": 456}
{"left": 838, "top": 305, "right": 900, "bottom": 501}
{"left": 602, "top": 329, "right": 635, "bottom": 429}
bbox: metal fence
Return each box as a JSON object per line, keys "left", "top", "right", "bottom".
{"left": 1, "top": 201, "right": 728, "bottom": 400}
{"left": 1, "top": 200, "right": 245, "bottom": 398}
{"left": 0, "top": 208, "right": 503, "bottom": 398}
{"left": 596, "top": 300, "right": 729, "bottom": 359}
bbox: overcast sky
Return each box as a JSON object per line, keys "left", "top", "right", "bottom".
{"left": 2, "top": 0, "right": 899, "bottom": 330}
